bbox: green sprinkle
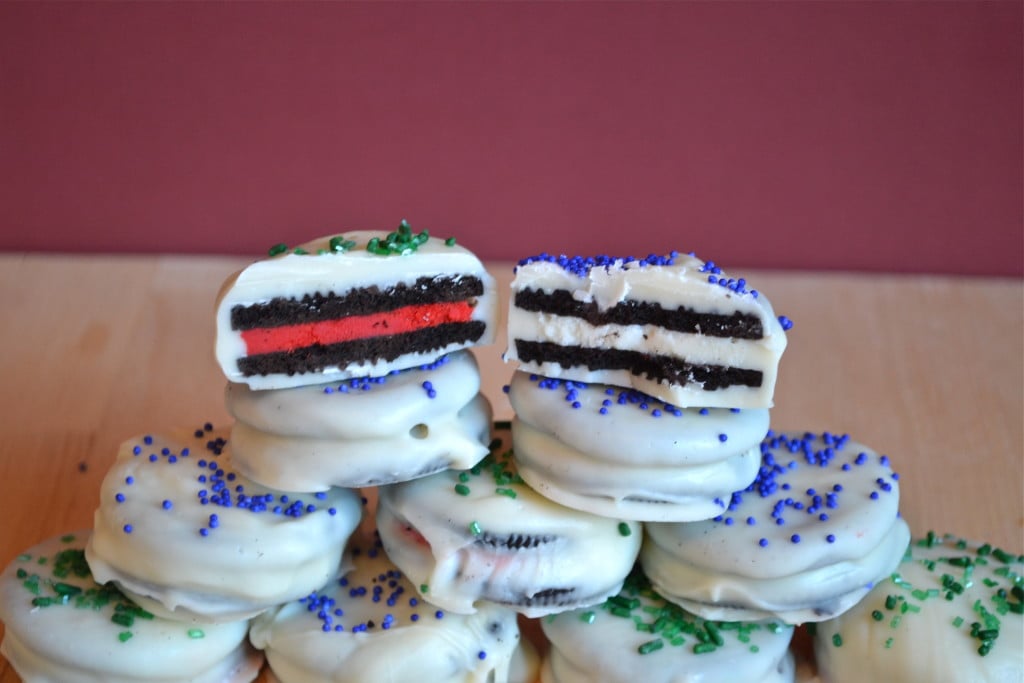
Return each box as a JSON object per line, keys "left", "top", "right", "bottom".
{"left": 885, "top": 637, "right": 894, "bottom": 649}
{"left": 953, "top": 616, "right": 964, "bottom": 628}
{"left": 111, "top": 612, "right": 135, "bottom": 628}
{"left": 16, "top": 568, "right": 27, "bottom": 579}
{"left": 454, "top": 484, "right": 471, "bottom": 496}
{"left": 871, "top": 610, "right": 884, "bottom": 621}
{"left": 580, "top": 611, "right": 596, "bottom": 624}
{"left": 885, "top": 595, "right": 899, "bottom": 610}
{"left": 16, "top": 553, "right": 31, "bottom": 562}
{"left": 618, "top": 522, "right": 632, "bottom": 537}
{"left": 31, "top": 596, "right": 55, "bottom": 607}
{"left": 445, "top": 236, "right": 457, "bottom": 246}
{"left": 638, "top": 639, "right": 664, "bottom": 655}
{"left": 832, "top": 633, "right": 843, "bottom": 647}
{"left": 118, "top": 631, "right": 133, "bottom": 642}
{"left": 420, "top": 584, "right": 430, "bottom": 594}
{"left": 495, "top": 487, "right": 517, "bottom": 499}
{"left": 693, "top": 642, "right": 717, "bottom": 654}
{"left": 890, "top": 616, "right": 902, "bottom": 628}
{"left": 267, "top": 243, "right": 288, "bottom": 256}
{"left": 187, "top": 628, "right": 205, "bottom": 639}
{"left": 993, "top": 548, "right": 1013, "bottom": 564}
{"left": 458, "top": 472, "right": 470, "bottom": 482}
{"left": 60, "top": 534, "right": 76, "bottom": 543}
{"left": 468, "top": 521, "right": 482, "bottom": 536}
{"left": 749, "top": 645, "right": 760, "bottom": 653}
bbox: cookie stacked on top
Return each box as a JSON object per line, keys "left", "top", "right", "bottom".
{"left": 498, "top": 251, "right": 911, "bottom": 682}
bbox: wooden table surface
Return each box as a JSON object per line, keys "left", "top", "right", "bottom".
{"left": 0, "top": 253, "right": 1021, "bottom": 681}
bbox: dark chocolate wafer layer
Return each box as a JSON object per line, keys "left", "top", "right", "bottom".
{"left": 231, "top": 275, "right": 484, "bottom": 330}
{"left": 513, "top": 340, "right": 762, "bottom": 391}
{"left": 514, "top": 288, "right": 764, "bottom": 340}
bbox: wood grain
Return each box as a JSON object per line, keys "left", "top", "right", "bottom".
{"left": 0, "top": 254, "right": 1020, "bottom": 681}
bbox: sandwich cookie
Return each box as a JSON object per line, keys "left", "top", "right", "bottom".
{"left": 250, "top": 530, "right": 533, "bottom": 683}
{"left": 86, "top": 425, "right": 362, "bottom": 622}
{"left": 227, "top": 351, "right": 492, "bottom": 490}
{"left": 508, "top": 371, "right": 768, "bottom": 521}
{"left": 505, "top": 252, "right": 789, "bottom": 409}
{"left": 216, "top": 225, "right": 498, "bottom": 390}
{"left": 541, "top": 569, "right": 795, "bottom": 683}
{"left": 376, "top": 424, "right": 642, "bottom": 618}
{"left": 813, "top": 532, "right": 1023, "bottom": 683}
{"left": 0, "top": 531, "right": 263, "bottom": 683}
{"left": 642, "top": 431, "right": 911, "bottom": 623}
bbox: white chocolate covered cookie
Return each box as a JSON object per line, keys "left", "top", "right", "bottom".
{"left": 541, "top": 570, "right": 795, "bottom": 683}
{"left": 813, "top": 532, "right": 1023, "bottom": 683}
{"left": 0, "top": 531, "right": 263, "bottom": 683}
{"left": 504, "top": 252, "right": 789, "bottom": 408}
{"left": 508, "top": 371, "right": 768, "bottom": 521}
{"left": 86, "top": 426, "right": 363, "bottom": 622}
{"left": 215, "top": 225, "right": 498, "bottom": 390}
{"left": 251, "top": 530, "right": 533, "bottom": 683}
{"left": 642, "top": 431, "right": 911, "bottom": 623}
{"left": 226, "top": 351, "right": 493, "bottom": 489}
{"left": 376, "top": 423, "right": 642, "bottom": 618}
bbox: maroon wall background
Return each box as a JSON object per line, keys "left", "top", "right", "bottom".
{"left": 1, "top": 2, "right": 1021, "bottom": 275}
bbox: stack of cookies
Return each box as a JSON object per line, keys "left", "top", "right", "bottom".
{"left": 497, "top": 251, "right": 909, "bottom": 682}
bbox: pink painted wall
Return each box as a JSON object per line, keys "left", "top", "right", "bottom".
{"left": 1, "top": 2, "right": 1020, "bottom": 275}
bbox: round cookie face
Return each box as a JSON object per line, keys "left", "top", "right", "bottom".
{"left": 250, "top": 532, "right": 524, "bottom": 683}
{"left": 86, "top": 426, "right": 363, "bottom": 622}
{"left": 814, "top": 533, "right": 1024, "bottom": 683}
{"left": 227, "top": 352, "right": 493, "bottom": 490}
{"left": 508, "top": 371, "right": 768, "bottom": 521}
{"left": 376, "top": 424, "right": 642, "bottom": 618}
{"left": 0, "top": 532, "right": 263, "bottom": 683}
{"left": 541, "top": 570, "right": 795, "bottom": 683}
{"left": 642, "top": 431, "right": 911, "bottom": 623}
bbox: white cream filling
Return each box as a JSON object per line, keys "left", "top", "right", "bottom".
{"left": 86, "top": 428, "right": 362, "bottom": 622}
{"left": 0, "top": 532, "right": 262, "bottom": 683}
{"left": 814, "top": 535, "right": 1024, "bottom": 683}
{"left": 215, "top": 231, "right": 497, "bottom": 390}
{"left": 641, "top": 431, "right": 909, "bottom": 623}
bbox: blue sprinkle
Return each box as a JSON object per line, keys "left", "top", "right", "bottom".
{"left": 143, "top": 435, "right": 153, "bottom": 445}
{"left": 718, "top": 433, "right": 728, "bottom": 443}
{"left": 746, "top": 516, "right": 756, "bottom": 525}
{"left": 125, "top": 476, "right": 134, "bottom": 485}
{"left": 132, "top": 445, "right": 142, "bottom": 455}
{"left": 162, "top": 500, "right": 173, "bottom": 510}
{"left": 478, "top": 651, "right": 487, "bottom": 660}
{"left": 791, "top": 534, "right": 801, "bottom": 544}
{"left": 115, "top": 493, "right": 126, "bottom": 503}
{"left": 826, "top": 534, "right": 836, "bottom": 543}
{"left": 435, "top": 610, "right": 444, "bottom": 619}
{"left": 122, "top": 524, "right": 133, "bottom": 534}
{"left": 758, "top": 538, "right": 769, "bottom": 548}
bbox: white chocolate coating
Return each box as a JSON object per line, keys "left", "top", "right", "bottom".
{"left": 226, "top": 352, "right": 493, "bottom": 489}
{"left": 215, "top": 230, "right": 497, "bottom": 390}
{"left": 508, "top": 371, "right": 768, "bottom": 521}
{"left": 250, "top": 531, "right": 525, "bottom": 683}
{"left": 505, "top": 253, "right": 787, "bottom": 408}
{"left": 0, "top": 532, "right": 263, "bottom": 683}
{"left": 642, "top": 431, "right": 911, "bottom": 623}
{"left": 86, "top": 427, "right": 363, "bottom": 622}
{"left": 541, "top": 572, "right": 795, "bottom": 683}
{"left": 376, "top": 425, "right": 642, "bottom": 618}
{"left": 814, "top": 534, "right": 1024, "bottom": 683}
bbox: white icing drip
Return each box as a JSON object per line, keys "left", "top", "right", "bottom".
{"left": 641, "top": 431, "right": 910, "bottom": 623}
{"left": 0, "top": 532, "right": 262, "bottom": 683}
{"left": 249, "top": 532, "right": 523, "bottom": 683}
{"left": 814, "top": 535, "right": 1024, "bottom": 683}
{"left": 215, "top": 231, "right": 497, "bottom": 390}
{"left": 85, "top": 428, "right": 362, "bottom": 622}
{"left": 376, "top": 428, "right": 641, "bottom": 618}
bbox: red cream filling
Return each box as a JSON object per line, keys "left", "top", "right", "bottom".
{"left": 240, "top": 300, "right": 476, "bottom": 356}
